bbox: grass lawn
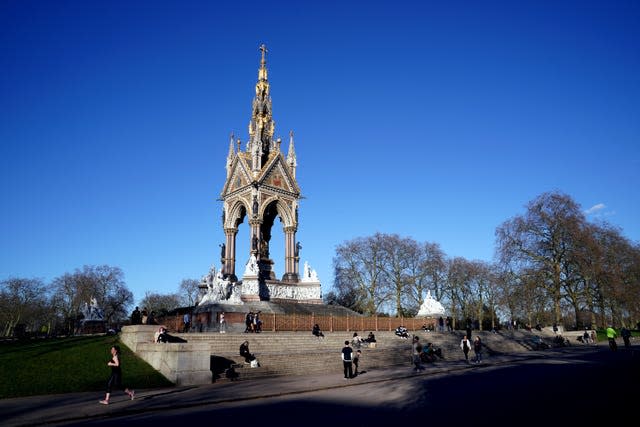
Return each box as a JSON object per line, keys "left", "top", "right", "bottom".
{"left": 0, "top": 334, "right": 173, "bottom": 399}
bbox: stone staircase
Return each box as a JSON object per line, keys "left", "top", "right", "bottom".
{"left": 167, "top": 328, "right": 558, "bottom": 383}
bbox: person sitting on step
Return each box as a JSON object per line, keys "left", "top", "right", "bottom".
{"left": 239, "top": 340, "right": 256, "bottom": 363}
{"left": 395, "top": 325, "right": 409, "bottom": 339}
{"left": 312, "top": 324, "right": 325, "bottom": 339}
{"left": 365, "top": 331, "right": 376, "bottom": 344}
{"left": 351, "top": 332, "right": 364, "bottom": 349}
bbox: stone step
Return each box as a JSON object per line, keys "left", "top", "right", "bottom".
{"left": 127, "top": 326, "right": 560, "bottom": 385}
{"left": 202, "top": 330, "right": 556, "bottom": 383}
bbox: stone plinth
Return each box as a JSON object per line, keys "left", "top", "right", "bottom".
{"left": 120, "top": 325, "right": 211, "bottom": 386}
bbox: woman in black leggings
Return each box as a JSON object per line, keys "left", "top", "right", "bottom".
{"left": 100, "top": 345, "right": 134, "bottom": 404}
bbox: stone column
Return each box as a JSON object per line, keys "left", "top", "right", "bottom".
{"left": 224, "top": 228, "right": 237, "bottom": 280}
{"left": 282, "top": 226, "right": 298, "bottom": 282}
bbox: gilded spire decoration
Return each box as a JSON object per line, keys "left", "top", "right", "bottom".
{"left": 258, "top": 44, "right": 268, "bottom": 81}
{"left": 248, "top": 44, "right": 275, "bottom": 171}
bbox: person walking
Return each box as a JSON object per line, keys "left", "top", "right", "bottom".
{"left": 99, "top": 345, "right": 134, "bottom": 404}
{"left": 606, "top": 325, "right": 618, "bottom": 351}
{"left": 473, "top": 335, "right": 482, "bottom": 364}
{"left": 353, "top": 350, "right": 362, "bottom": 376}
{"left": 245, "top": 311, "right": 253, "bottom": 333}
{"left": 341, "top": 340, "right": 353, "bottom": 379}
{"left": 183, "top": 312, "right": 191, "bottom": 333}
{"left": 412, "top": 336, "right": 424, "bottom": 371}
{"left": 621, "top": 327, "right": 631, "bottom": 349}
{"left": 219, "top": 311, "right": 226, "bottom": 333}
{"left": 460, "top": 335, "right": 472, "bottom": 363}
{"left": 253, "top": 311, "right": 262, "bottom": 333}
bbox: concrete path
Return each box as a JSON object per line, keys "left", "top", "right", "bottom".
{"left": 5, "top": 343, "right": 633, "bottom": 427}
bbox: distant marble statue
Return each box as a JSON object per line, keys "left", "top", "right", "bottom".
{"left": 82, "top": 297, "right": 104, "bottom": 321}
{"left": 300, "top": 261, "right": 319, "bottom": 282}
{"left": 198, "top": 265, "right": 235, "bottom": 305}
{"left": 201, "top": 265, "right": 216, "bottom": 290}
{"left": 417, "top": 290, "right": 446, "bottom": 317}
{"left": 244, "top": 254, "right": 259, "bottom": 276}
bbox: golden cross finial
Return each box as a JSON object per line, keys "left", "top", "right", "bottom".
{"left": 259, "top": 44, "right": 268, "bottom": 64}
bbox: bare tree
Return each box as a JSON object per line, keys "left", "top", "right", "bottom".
{"left": 444, "top": 257, "right": 477, "bottom": 328}
{"left": 380, "top": 234, "right": 415, "bottom": 316}
{"left": 333, "top": 233, "right": 392, "bottom": 315}
{"left": 468, "top": 260, "right": 492, "bottom": 331}
{"left": 495, "top": 191, "right": 586, "bottom": 325}
{"left": 51, "top": 265, "right": 132, "bottom": 333}
{"left": 422, "top": 242, "right": 447, "bottom": 301}
{"left": 589, "top": 223, "right": 640, "bottom": 328}
{"left": 179, "top": 278, "right": 200, "bottom": 307}
{"left": 0, "top": 277, "right": 49, "bottom": 336}
{"left": 404, "top": 241, "right": 447, "bottom": 315}
{"left": 484, "top": 264, "right": 502, "bottom": 330}
{"left": 139, "top": 292, "right": 181, "bottom": 318}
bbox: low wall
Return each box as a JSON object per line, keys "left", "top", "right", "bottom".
{"left": 120, "top": 325, "right": 211, "bottom": 386}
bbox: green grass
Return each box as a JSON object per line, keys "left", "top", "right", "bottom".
{"left": 0, "top": 335, "right": 173, "bottom": 399}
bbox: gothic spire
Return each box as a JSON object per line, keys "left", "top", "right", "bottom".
{"left": 287, "top": 130, "right": 297, "bottom": 177}
{"left": 248, "top": 43, "right": 275, "bottom": 172}
{"left": 226, "top": 132, "right": 235, "bottom": 176}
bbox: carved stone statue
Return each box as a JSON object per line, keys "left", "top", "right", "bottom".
{"left": 259, "top": 239, "right": 269, "bottom": 258}
{"left": 303, "top": 261, "right": 310, "bottom": 279}
{"left": 198, "top": 265, "right": 235, "bottom": 305}
{"left": 301, "top": 261, "right": 319, "bottom": 282}
{"left": 295, "top": 241, "right": 301, "bottom": 257}
{"left": 244, "top": 254, "right": 259, "bottom": 276}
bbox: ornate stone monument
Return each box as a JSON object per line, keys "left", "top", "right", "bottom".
{"left": 417, "top": 290, "right": 446, "bottom": 317}
{"left": 196, "top": 44, "right": 322, "bottom": 308}
{"left": 79, "top": 297, "right": 107, "bottom": 334}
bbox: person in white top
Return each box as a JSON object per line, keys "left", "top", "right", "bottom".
{"left": 219, "top": 312, "right": 226, "bottom": 333}
{"left": 460, "top": 335, "right": 472, "bottom": 363}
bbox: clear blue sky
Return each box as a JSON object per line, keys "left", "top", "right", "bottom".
{"left": 1, "top": 0, "right": 639, "bottom": 306}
